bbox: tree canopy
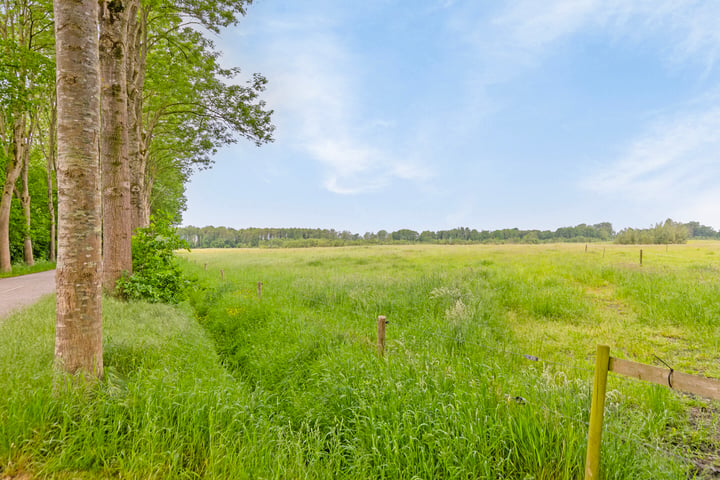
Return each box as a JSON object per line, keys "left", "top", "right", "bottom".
{"left": 0, "top": 0, "right": 274, "bottom": 270}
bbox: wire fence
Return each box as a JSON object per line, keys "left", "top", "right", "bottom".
{"left": 399, "top": 325, "right": 720, "bottom": 476}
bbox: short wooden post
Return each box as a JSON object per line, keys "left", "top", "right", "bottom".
{"left": 585, "top": 244, "right": 588, "bottom": 253}
{"left": 220, "top": 269, "right": 224, "bottom": 281}
{"left": 257, "top": 281, "right": 263, "bottom": 300}
{"left": 204, "top": 263, "right": 207, "bottom": 271}
{"left": 377, "top": 315, "right": 387, "bottom": 357}
{"left": 585, "top": 345, "right": 610, "bottom": 480}
{"left": 639, "top": 249, "right": 643, "bottom": 266}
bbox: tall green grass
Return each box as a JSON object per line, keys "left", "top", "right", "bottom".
{"left": 180, "top": 244, "right": 719, "bottom": 478}
{"left": 2, "top": 243, "right": 718, "bottom": 478}
{"left": 0, "top": 259, "right": 56, "bottom": 278}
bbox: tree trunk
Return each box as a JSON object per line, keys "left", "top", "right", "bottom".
{"left": 20, "top": 130, "right": 34, "bottom": 266}
{"left": 45, "top": 103, "right": 57, "bottom": 262}
{"left": 127, "top": 2, "right": 149, "bottom": 231}
{"left": 0, "top": 118, "right": 27, "bottom": 273}
{"left": 100, "top": 0, "right": 132, "bottom": 293}
{"left": 53, "top": 0, "right": 103, "bottom": 378}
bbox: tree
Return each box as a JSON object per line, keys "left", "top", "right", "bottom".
{"left": 17, "top": 131, "right": 35, "bottom": 265}
{"left": 0, "top": 0, "right": 54, "bottom": 271}
{"left": 100, "top": 0, "right": 132, "bottom": 292}
{"left": 53, "top": 0, "right": 103, "bottom": 377}
{"left": 136, "top": 12, "right": 273, "bottom": 227}
{"left": 37, "top": 98, "right": 57, "bottom": 262}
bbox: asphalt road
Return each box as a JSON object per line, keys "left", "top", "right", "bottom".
{"left": 0, "top": 269, "right": 56, "bottom": 319}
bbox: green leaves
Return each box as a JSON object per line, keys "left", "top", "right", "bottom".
{"left": 118, "top": 213, "right": 190, "bottom": 303}
{"left": 141, "top": 7, "right": 274, "bottom": 220}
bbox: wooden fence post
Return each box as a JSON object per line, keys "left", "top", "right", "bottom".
{"left": 257, "top": 281, "right": 263, "bottom": 300}
{"left": 377, "top": 315, "right": 387, "bottom": 357}
{"left": 585, "top": 345, "right": 610, "bottom": 480}
{"left": 220, "top": 269, "right": 224, "bottom": 281}
{"left": 640, "top": 249, "right": 643, "bottom": 266}
{"left": 204, "top": 263, "right": 207, "bottom": 271}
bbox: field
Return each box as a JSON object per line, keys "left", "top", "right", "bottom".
{"left": 2, "top": 242, "right": 720, "bottom": 478}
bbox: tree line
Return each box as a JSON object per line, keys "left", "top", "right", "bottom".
{"left": 3, "top": 1, "right": 273, "bottom": 379}
{"left": 1, "top": 0, "right": 273, "bottom": 275}
{"left": 179, "top": 220, "right": 719, "bottom": 248}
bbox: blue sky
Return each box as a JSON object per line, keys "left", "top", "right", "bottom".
{"left": 183, "top": 1, "right": 720, "bottom": 233}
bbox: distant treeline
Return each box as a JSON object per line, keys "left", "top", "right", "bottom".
{"left": 177, "top": 220, "right": 719, "bottom": 248}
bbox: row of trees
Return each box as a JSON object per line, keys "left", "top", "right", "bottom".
{"left": 1, "top": 0, "right": 274, "bottom": 276}
{"left": 3, "top": 1, "right": 273, "bottom": 378}
{"left": 179, "top": 222, "right": 616, "bottom": 248}
{"left": 614, "top": 219, "right": 690, "bottom": 245}
{"left": 180, "top": 220, "right": 720, "bottom": 248}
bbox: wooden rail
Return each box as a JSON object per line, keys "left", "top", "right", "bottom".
{"left": 585, "top": 345, "right": 720, "bottom": 480}
{"left": 610, "top": 357, "right": 720, "bottom": 400}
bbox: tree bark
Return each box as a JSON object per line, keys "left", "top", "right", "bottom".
{"left": 127, "top": 1, "right": 149, "bottom": 231}
{"left": 100, "top": 0, "right": 132, "bottom": 293}
{"left": 0, "top": 118, "right": 27, "bottom": 272}
{"left": 20, "top": 126, "right": 34, "bottom": 266}
{"left": 53, "top": 0, "right": 103, "bottom": 378}
{"left": 45, "top": 103, "right": 57, "bottom": 263}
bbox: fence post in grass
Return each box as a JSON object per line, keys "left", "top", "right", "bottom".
{"left": 220, "top": 269, "right": 224, "bottom": 281}
{"left": 257, "top": 281, "right": 263, "bottom": 300}
{"left": 204, "top": 263, "right": 207, "bottom": 271}
{"left": 377, "top": 315, "right": 387, "bottom": 357}
{"left": 585, "top": 244, "right": 588, "bottom": 253}
{"left": 640, "top": 249, "right": 643, "bottom": 266}
{"left": 585, "top": 345, "right": 610, "bottom": 480}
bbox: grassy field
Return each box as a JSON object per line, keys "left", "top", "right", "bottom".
{"left": 179, "top": 242, "right": 720, "bottom": 478}
{"left": 2, "top": 242, "right": 719, "bottom": 478}
{"left": 0, "top": 260, "right": 56, "bottom": 278}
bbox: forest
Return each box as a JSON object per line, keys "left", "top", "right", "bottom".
{"left": 178, "top": 219, "right": 716, "bottom": 248}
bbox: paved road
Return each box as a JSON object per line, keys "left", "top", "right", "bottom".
{"left": 0, "top": 269, "right": 56, "bottom": 319}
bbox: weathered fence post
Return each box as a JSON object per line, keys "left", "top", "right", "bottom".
{"left": 640, "top": 249, "right": 643, "bottom": 266}
{"left": 220, "top": 269, "right": 224, "bottom": 281}
{"left": 377, "top": 315, "right": 387, "bottom": 357}
{"left": 204, "top": 263, "right": 207, "bottom": 271}
{"left": 585, "top": 244, "right": 588, "bottom": 253}
{"left": 257, "top": 281, "right": 263, "bottom": 300}
{"left": 585, "top": 345, "right": 610, "bottom": 480}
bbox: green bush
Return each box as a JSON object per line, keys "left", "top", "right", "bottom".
{"left": 118, "top": 215, "right": 190, "bottom": 303}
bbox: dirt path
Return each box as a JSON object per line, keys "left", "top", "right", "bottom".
{"left": 0, "top": 269, "right": 56, "bottom": 319}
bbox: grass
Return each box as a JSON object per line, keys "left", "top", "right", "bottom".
{"left": 180, "top": 242, "right": 720, "bottom": 477}
{"left": 2, "top": 242, "right": 719, "bottom": 478}
{"left": 0, "top": 260, "right": 56, "bottom": 278}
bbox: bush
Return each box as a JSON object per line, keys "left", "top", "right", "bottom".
{"left": 118, "top": 215, "right": 190, "bottom": 303}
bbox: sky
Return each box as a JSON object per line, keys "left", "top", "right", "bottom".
{"left": 183, "top": 0, "right": 720, "bottom": 234}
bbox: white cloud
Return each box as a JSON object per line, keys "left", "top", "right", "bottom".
{"left": 491, "top": 0, "right": 599, "bottom": 52}
{"left": 452, "top": 1, "right": 720, "bottom": 84}
{"left": 583, "top": 100, "right": 720, "bottom": 204}
{"left": 251, "top": 13, "right": 432, "bottom": 195}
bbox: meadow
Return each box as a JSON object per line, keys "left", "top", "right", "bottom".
{"left": 2, "top": 242, "right": 719, "bottom": 478}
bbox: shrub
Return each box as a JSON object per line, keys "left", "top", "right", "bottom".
{"left": 118, "top": 214, "right": 190, "bottom": 303}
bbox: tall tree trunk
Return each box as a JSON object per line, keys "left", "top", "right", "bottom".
{"left": 53, "top": 0, "right": 103, "bottom": 378}
{"left": 0, "top": 117, "right": 27, "bottom": 272}
{"left": 20, "top": 126, "right": 34, "bottom": 266}
{"left": 127, "top": 2, "right": 149, "bottom": 231}
{"left": 45, "top": 103, "right": 57, "bottom": 262}
{"left": 100, "top": 0, "right": 132, "bottom": 293}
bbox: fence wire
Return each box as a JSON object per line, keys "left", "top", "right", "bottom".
{"left": 413, "top": 326, "right": 719, "bottom": 476}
